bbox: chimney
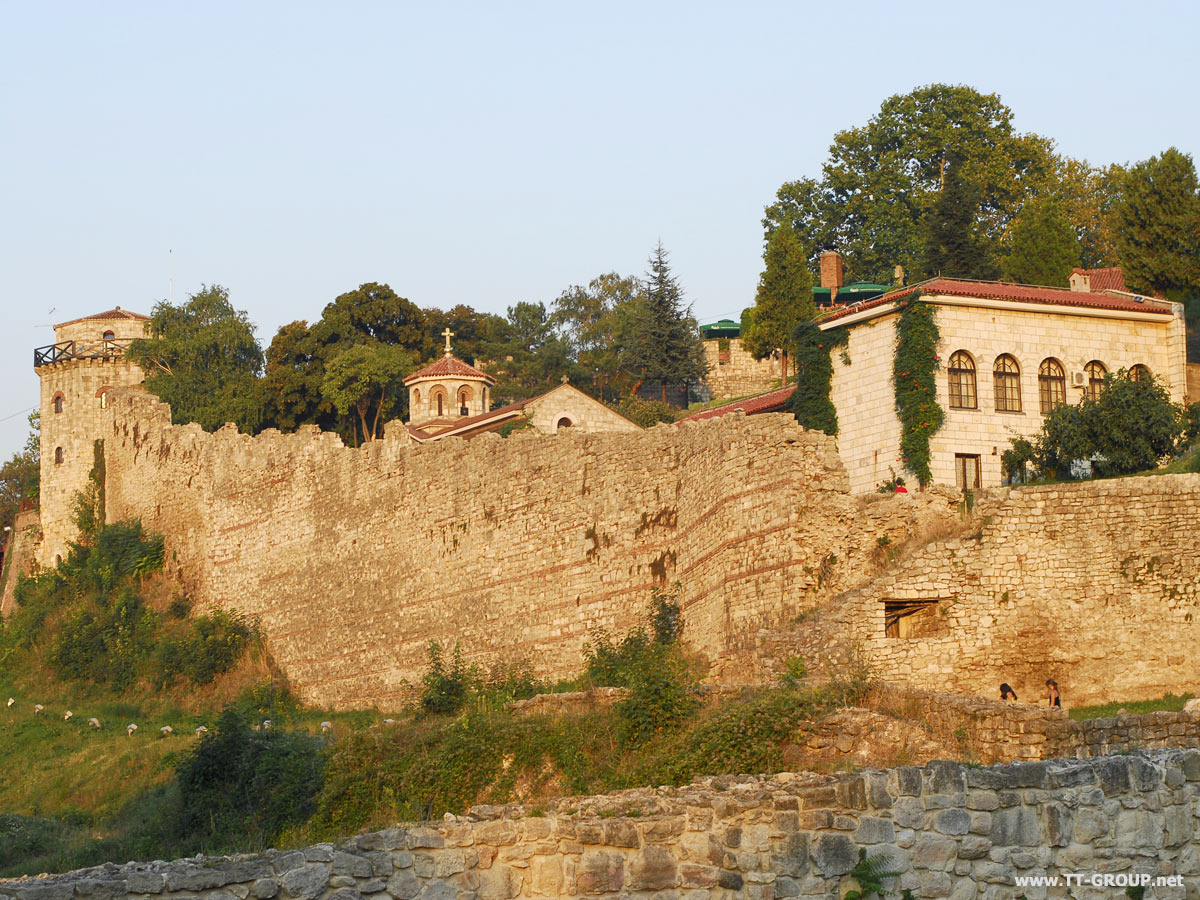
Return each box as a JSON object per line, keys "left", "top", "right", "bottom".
{"left": 1068, "top": 269, "right": 1090, "bottom": 292}
{"left": 820, "top": 251, "right": 844, "bottom": 302}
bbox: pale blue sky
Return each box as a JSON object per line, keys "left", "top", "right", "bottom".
{"left": 2, "top": 1, "right": 1198, "bottom": 457}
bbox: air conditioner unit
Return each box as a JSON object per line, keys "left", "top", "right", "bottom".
{"left": 1071, "top": 371, "right": 1086, "bottom": 387}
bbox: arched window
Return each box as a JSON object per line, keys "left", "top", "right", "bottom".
{"left": 99, "top": 389, "right": 109, "bottom": 410}
{"left": 102, "top": 330, "right": 115, "bottom": 342}
{"left": 53, "top": 394, "right": 64, "bottom": 414}
{"left": 413, "top": 388, "right": 421, "bottom": 406}
{"left": 556, "top": 417, "right": 574, "bottom": 432}
{"left": 54, "top": 447, "right": 63, "bottom": 465}
{"left": 1130, "top": 364, "right": 1151, "bottom": 383}
{"left": 458, "top": 386, "right": 472, "bottom": 416}
{"left": 993, "top": 354, "right": 1022, "bottom": 412}
{"left": 432, "top": 390, "right": 445, "bottom": 417}
{"left": 947, "top": 351, "right": 977, "bottom": 409}
{"left": 1038, "top": 358, "right": 1066, "bottom": 413}
{"left": 1085, "top": 360, "right": 1107, "bottom": 401}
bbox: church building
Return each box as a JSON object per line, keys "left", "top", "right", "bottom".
{"left": 402, "top": 329, "right": 640, "bottom": 442}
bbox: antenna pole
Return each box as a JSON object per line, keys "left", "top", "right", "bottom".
{"left": 169, "top": 249, "right": 174, "bottom": 304}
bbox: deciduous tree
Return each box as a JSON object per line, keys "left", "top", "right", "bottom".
{"left": 1005, "top": 197, "right": 1081, "bottom": 287}
{"left": 320, "top": 343, "right": 415, "bottom": 444}
{"left": 128, "top": 286, "right": 264, "bottom": 432}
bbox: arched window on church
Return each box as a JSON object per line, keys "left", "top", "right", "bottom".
{"left": 53, "top": 393, "right": 64, "bottom": 414}
{"left": 458, "top": 386, "right": 472, "bottom": 417}
{"left": 414, "top": 388, "right": 421, "bottom": 406}
{"left": 102, "top": 330, "right": 115, "bottom": 342}
{"left": 556, "top": 417, "right": 574, "bottom": 432}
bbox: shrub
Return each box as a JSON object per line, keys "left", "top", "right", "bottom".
{"left": 1004, "top": 370, "right": 1188, "bottom": 480}
{"left": 155, "top": 610, "right": 256, "bottom": 687}
{"left": 420, "top": 641, "right": 478, "bottom": 716}
{"left": 176, "top": 708, "right": 325, "bottom": 850}
{"left": 615, "top": 396, "right": 677, "bottom": 428}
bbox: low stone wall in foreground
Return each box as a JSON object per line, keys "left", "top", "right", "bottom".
{"left": 3, "top": 749, "right": 1199, "bottom": 900}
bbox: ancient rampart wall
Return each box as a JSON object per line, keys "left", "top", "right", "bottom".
{"left": 99, "top": 392, "right": 951, "bottom": 709}
{"left": 773, "top": 476, "right": 1200, "bottom": 707}
{"left": 6, "top": 749, "right": 1200, "bottom": 900}
{"left": 701, "top": 337, "right": 780, "bottom": 400}
{"left": 0, "top": 509, "right": 40, "bottom": 618}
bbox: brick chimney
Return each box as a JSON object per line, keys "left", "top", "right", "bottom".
{"left": 820, "top": 251, "right": 845, "bottom": 302}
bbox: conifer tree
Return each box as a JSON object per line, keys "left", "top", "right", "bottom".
{"left": 743, "top": 225, "right": 814, "bottom": 385}
{"left": 920, "top": 158, "right": 997, "bottom": 281}
{"left": 626, "top": 243, "right": 705, "bottom": 402}
{"left": 1005, "top": 197, "right": 1081, "bottom": 287}
{"left": 1111, "top": 147, "right": 1200, "bottom": 298}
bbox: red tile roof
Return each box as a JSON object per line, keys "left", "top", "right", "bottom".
{"left": 818, "top": 278, "right": 1172, "bottom": 325}
{"left": 681, "top": 385, "right": 796, "bottom": 422}
{"left": 55, "top": 307, "right": 151, "bottom": 328}
{"left": 403, "top": 354, "right": 496, "bottom": 385}
{"left": 1071, "top": 267, "right": 1127, "bottom": 292}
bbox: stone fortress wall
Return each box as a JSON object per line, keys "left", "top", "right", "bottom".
{"left": 7, "top": 748, "right": 1200, "bottom": 900}
{"left": 93, "top": 385, "right": 1200, "bottom": 711}
{"left": 99, "top": 392, "right": 955, "bottom": 709}
{"left": 761, "top": 474, "right": 1200, "bottom": 707}
{"left": 701, "top": 337, "right": 781, "bottom": 400}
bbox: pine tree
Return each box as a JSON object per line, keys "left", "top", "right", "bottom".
{"left": 920, "top": 159, "right": 997, "bottom": 281}
{"left": 1005, "top": 197, "right": 1081, "bottom": 287}
{"left": 637, "top": 243, "right": 706, "bottom": 402}
{"left": 1111, "top": 147, "right": 1200, "bottom": 298}
{"left": 743, "top": 225, "right": 814, "bottom": 385}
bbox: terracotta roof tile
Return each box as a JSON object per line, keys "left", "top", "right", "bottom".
{"left": 55, "top": 307, "right": 151, "bottom": 328}
{"left": 1071, "top": 267, "right": 1128, "bottom": 292}
{"left": 819, "top": 278, "right": 1172, "bottom": 325}
{"left": 682, "top": 385, "right": 796, "bottom": 422}
{"left": 403, "top": 354, "right": 496, "bottom": 385}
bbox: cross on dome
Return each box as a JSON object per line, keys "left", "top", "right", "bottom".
{"left": 442, "top": 327, "right": 454, "bottom": 356}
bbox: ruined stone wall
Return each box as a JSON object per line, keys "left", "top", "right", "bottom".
{"left": 701, "top": 338, "right": 781, "bottom": 400}
{"left": 0, "top": 509, "right": 40, "bottom": 618}
{"left": 100, "top": 393, "right": 952, "bottom": 709}
{"left": 773, "top": 476, "right": 1200, "bottom": 707}
{"left": 7, "top": 749, "right": 1200, "bottom": 900}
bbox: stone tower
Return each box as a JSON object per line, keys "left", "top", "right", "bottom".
{"left": 34, "top": 307, "right": 150, "bottom": 565}
{"left": 403, "top": 329, "right": 495, "bottom": 429}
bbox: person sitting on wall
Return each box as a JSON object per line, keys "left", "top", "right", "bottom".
{"left": 1000, "top": 683, "right": 1018, "bottom": 702}
{"left": 893, "top": 477, "right": 908, "bottom": 494}
{"left": 1045, "top": 679, "right": 1061, "bottom": 708}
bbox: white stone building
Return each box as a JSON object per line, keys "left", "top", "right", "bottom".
{"left": 819, "top": 276, "right": 1188, "bottom": 493}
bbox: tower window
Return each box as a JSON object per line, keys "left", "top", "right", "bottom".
{"left": 54, "top": 447, "right": 64, "bottom": 465}
{"left": 53, "top": 394, "right": 64, "bottom": 414}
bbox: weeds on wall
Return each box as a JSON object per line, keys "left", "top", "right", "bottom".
{"left": 892, "top": 296, "right": 944, "bottom": 486}
{"left": 789, "top": 320, "right": 847, "bottom": 435}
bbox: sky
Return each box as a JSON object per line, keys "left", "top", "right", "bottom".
{"left": 2, "top": 1, "right": 1198, "bottom": 458}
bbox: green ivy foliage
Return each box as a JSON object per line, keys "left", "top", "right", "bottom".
{"left": 789, "top": 321, "right": 847, "bottom": 434}
{"left": 892, "top": 297, "right": 944, "bottom": 486}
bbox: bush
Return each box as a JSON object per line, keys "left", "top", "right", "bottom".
{"left": 154, "top": 610, "right": 256, "bottom": 687}
{"left": 176, "top": 709, "right": 325, "bottom": 850}
{"left": 1003, "top": 370, "right": 1188, "bottom": 480}
{"left": 420, "top": 642, "right": 478, "bottom": 716}
{"left": 615, "top": 396, "right": 678, "bottom": 428}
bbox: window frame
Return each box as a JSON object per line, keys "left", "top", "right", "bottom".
{"left": 1085, "top": 360, "right": 1107, "bottom": 401}
{"left": 947, "top": 350, "right": 978, "bottom": 410}
{"left": 993, "top": 354, "right": 1022, "bottom": 412}
{"left": 1038, "top": 358, "right": 1066, "bottom": 414}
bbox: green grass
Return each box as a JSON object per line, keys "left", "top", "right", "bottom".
{"left": 1068, "top": 692, "right": 1194, "bottom": 721}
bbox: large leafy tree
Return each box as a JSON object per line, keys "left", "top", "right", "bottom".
{"left": 128, "top": 285, "right": 264, "bottom": 432}
{"left": 552, "top": 272, "right": 643, "bottom": 400}
{"left": 0, "top": 413, "right": 39, "bottom": 537}
{"left": 1005, "top": 196, "right": 1081, "bottom": 286}
{"left": 261, "top": 282, "right": 432, "bottom": 439}
{"left": 623, "top": 243, "right": 705, "bottom": 402}
{"left": 1049, "top": 157, "right": 1124, "bottom": 269}
{"left": 742, "top": 224, "right": 814, "bottom": 384}
{"left": 1111, "top": 147, "right": 1200, "bottom": 299}
{"left": 320, "top": 343, "right": 415, "bottom": 444}
{"left": 920, "top": 158, "right": 997, "bottom": 280}
{"left": 764, "top": 84, "right": 1056, "bottom": 282}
